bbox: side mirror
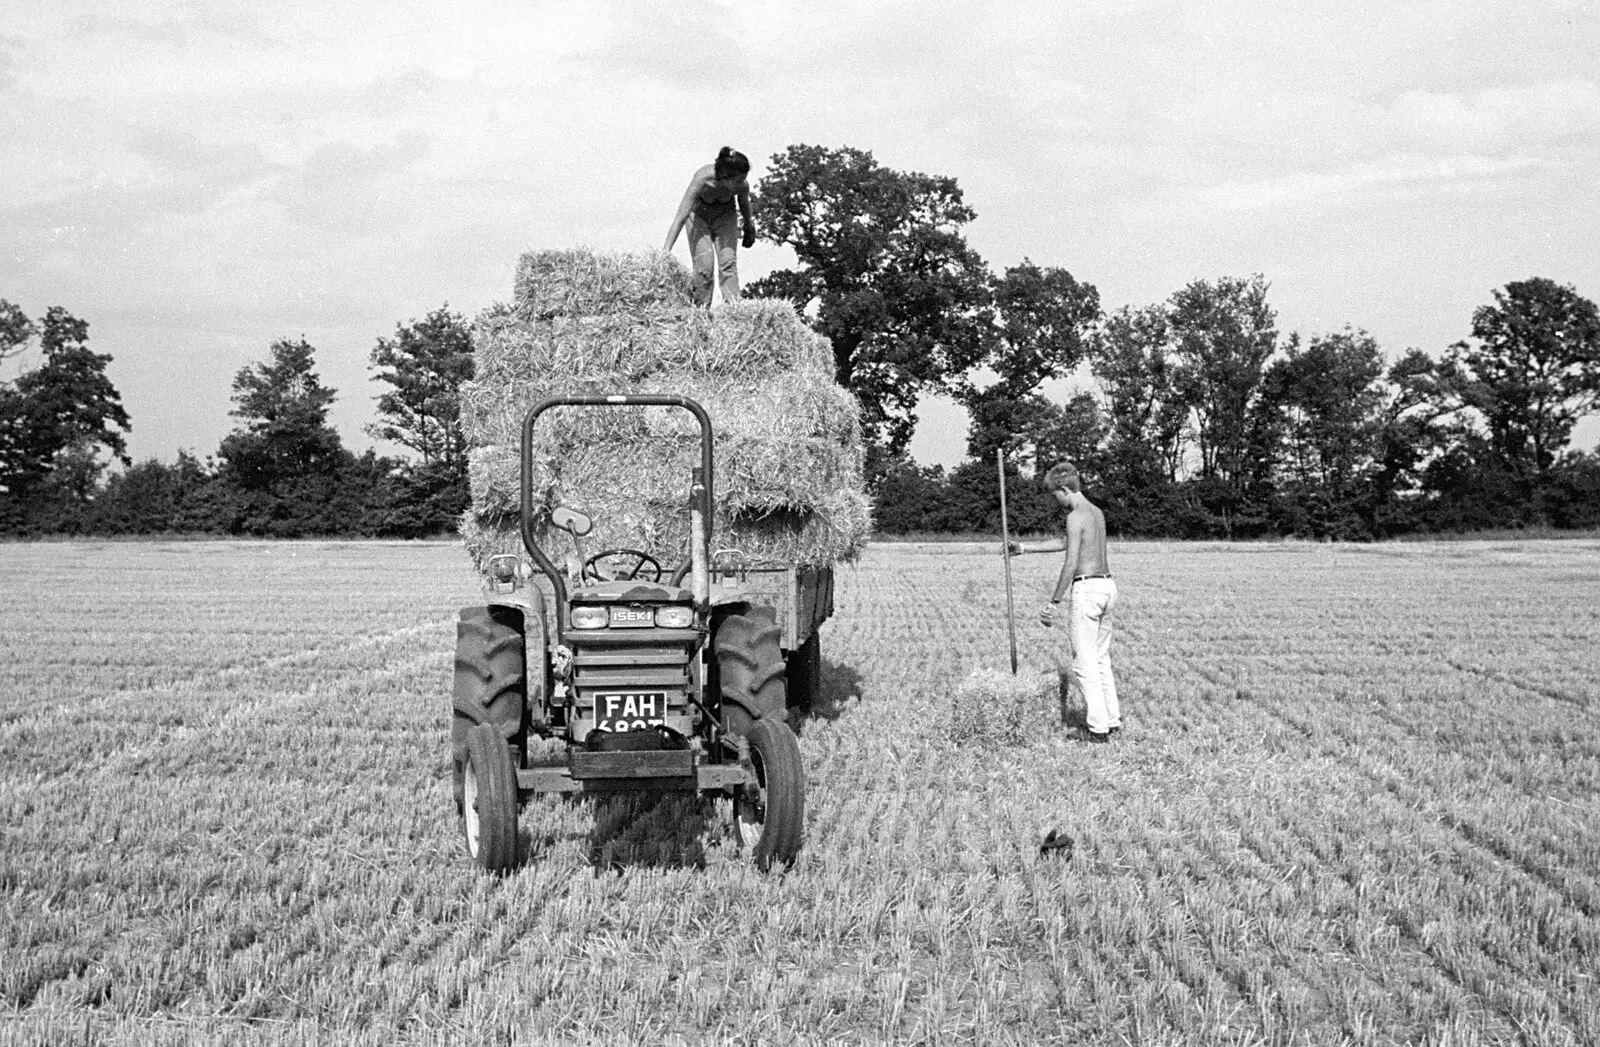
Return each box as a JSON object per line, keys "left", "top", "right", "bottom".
{"left": 550, "top": 506, "right": 593, "bottom": 537}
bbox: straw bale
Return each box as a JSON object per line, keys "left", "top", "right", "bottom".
{"left": 460, "top": 487, "right": 872, "bottom": 576}
{"left": 951, "top": 668, "right": 1058, "bottom": 747}
{"left": 459, "top": 372, "right": 861, "bottom": 451}
{"left": 513, "top": 249, "right": 692, "bottom": 317}
{"left": 464, "top": 247, "right": 872, "bottom": 580}
{"left": 472, "top": 298, "right": 833, "bottom": 388}
{"left": 469, "top": 434, "right": 862, "bottom": 520}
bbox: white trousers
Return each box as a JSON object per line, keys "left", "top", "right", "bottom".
{"left": 1069, "top": 578, "right": 1120, "bottom": 733}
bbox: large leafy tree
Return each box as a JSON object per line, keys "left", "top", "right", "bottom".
{"left": 1374, "top": 349, "right": 1459, "bottom": 531}
{"left": 1089, "top": 303, "right": 1188, "bottom": 484}
{"left": 1169, "top": 275, "right": 1278, "bottom": 489}
{"left": 0, "top": 300, "right": 33, "bottom": 364}
{"left": 217, "top": 338, "right": 358, "bottom": 536}
{"left": 1083, "top": 304, "right": 1192, "bottom": 536}
{"left": 1260, "top": 329, "right": 1386, "bottom": 490}
{"left": 749, "top": 144, "right": 994, "bottom": 456}
{"left": 962, "top": 260, "right": 1101, "bottom": 465}
{"left": 366, "top": 305, "right": 475, "bottom": 536}
{"left": 1442, "top": 277, "right": 1600, "bottom": 479}
{"left": 1256, "top": 328, "right": 1388, "bottom": 537}
{"left": 367, "top": 305, "right": 474, "bottom": 472}
{"left": 0, "top": 304, "right": 131, "bottom": 505}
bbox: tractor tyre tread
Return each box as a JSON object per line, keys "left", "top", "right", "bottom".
{"left": 452, "top": 606, "right": 527, "bottom": 812}
{"left": 463, "top": 722, "right": 520, "bottom": 873}
{"left": 743, "top": 717, "right": 805, "bottom": 870}
{"left": 714, "top": 606, "right": 787, "bottom": 734}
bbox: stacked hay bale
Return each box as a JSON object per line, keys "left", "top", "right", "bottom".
{"left": 459, "top": 248, "right": 872, "bottom": 576}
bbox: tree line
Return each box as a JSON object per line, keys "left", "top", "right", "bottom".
{"left": 0, "top": 303, "right": 472, "bottom": 538}
{"left": 2, "top": 144, "right": 1597, "bottom": 540}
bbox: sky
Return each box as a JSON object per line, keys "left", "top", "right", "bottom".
{"left": 3, "top": 0, "right": 1598, "bottom": 468}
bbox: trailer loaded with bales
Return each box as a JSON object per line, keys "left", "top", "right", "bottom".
{"left": 450, "top": 249, "right": 870, "bottom": 873}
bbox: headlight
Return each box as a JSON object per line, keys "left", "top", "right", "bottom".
{"left": 654, "top": 606, "right": 694, "bottom": 628}
{"left": 570, "top": 606, "right": 608, "bottom": 630}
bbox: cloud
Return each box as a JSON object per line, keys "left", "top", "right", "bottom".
{"left": 1181, "top": 153, "right": 1554, "bottom": 215}
{"left": 0, "top": 35, "right": 19, "bottom": 92}
{"left": 72, "top": 3, "right": 282, "bottom": 49}
{"left": 1379, "top": 79, "right": 1600, "bottom": 147}
{"left": 358, "top": 68, "right": 445, "bottom": 117}
{"left": 0, "top": 127, "right": 279, "bottom": 285}
{"left": 270, "top": 134, "right": 432, "bottom": 234}
{"left": 126, "top": 127, "right": 275, "bottom": 184}
{"left": 575, "top": 0, "right": 752, "bottom": 91}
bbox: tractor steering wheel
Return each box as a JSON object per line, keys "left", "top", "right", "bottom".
{"left": 581, "top": 549, "right": 663, "bottom": 583}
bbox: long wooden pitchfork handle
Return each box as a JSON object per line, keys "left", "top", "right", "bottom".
{"left": 997, "top": 449, "right": 1018, "bottom": 675}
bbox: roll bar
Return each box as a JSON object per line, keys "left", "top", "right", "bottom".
{"left": 520, "top": 394, "right": 715, "bottom": 638}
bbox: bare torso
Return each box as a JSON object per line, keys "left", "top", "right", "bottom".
{"left": 1066, "top": 499, "right": 1110, "bottom": 577}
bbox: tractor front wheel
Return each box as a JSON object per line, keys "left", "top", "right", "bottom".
{"left": 452, "top": 606, "right": 527, "bottom": 813}
{"left": 733, "top": 718, "right": 804, "bottom": 871}
{"left": 462, "top": 722, "right": 520, "bottom": 873}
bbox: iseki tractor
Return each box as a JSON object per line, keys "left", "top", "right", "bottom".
{"left": 449, "top": 394, "right": 832, "bottom": 873}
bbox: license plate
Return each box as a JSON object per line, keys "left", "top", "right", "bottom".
{"left": 594, "top": 692, "right": 667, "bottom": 732}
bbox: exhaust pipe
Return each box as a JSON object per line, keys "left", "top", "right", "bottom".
{"left": 690, "top": 466, "right": 709, "bottom": 610}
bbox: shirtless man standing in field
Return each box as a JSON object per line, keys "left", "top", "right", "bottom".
{"left": 1008, "top": 462, "right": 1121, "bottom": 742}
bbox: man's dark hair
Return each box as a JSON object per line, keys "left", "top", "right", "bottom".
{"left": 714, "top": 146, "right": 751, "bottom": 179}
{"left": 1044, "top": 462, "right": 1081, "bottom": 493}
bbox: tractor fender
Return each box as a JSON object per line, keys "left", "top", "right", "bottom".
{"left": 483, "top": 586, "right": 552, "bottom": 723}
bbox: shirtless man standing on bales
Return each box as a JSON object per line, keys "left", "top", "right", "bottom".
{"left": 1009, "top": 463, "right": 1121, "bottom": 743}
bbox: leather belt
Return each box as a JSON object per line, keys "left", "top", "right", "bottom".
{"left": 1072, "top": 573, "right": 1113, "bottom": 581}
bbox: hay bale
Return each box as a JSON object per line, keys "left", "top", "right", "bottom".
{"left": 460, "top": 491, "right": 873, "bottom": 576}
{"left": 513, "top": 249, "right": 692, "bottom": 317}
{"left": 472, "top": 298, "right": 835, "bottom": 388}
{"left": 458, "top": 369, "right": 862, "bottom": 451}
{"left": 470, "top": 434, "right": 864, "bottom": 518}
{"left": 464, "top": 438, "right": 871, "bottom": 573}
{"left": 463, "top": 248, "right": 872, "bottom": 580}
{"left": 951, "top": 668, "right": 1058, "bottom": 747}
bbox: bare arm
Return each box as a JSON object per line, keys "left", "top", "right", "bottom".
{"left": 664, "top": 171, "right": 708, "bottom": 251}
{"left": 738, "top": 183, "right": 755, "bottom": 245}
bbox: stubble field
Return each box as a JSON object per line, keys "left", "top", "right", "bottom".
{"left": 2, "top": 538, "right": 1598, "bottom": 1046}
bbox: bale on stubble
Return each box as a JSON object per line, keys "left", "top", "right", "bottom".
{"left": 951, "top": 668, "right": 1059, "bottom": 747}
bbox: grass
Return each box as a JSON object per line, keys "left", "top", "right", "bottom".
{"left": 2, "top": 537, "right": 1598, "bottom": 1045}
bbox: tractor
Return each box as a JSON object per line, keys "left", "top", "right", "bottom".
{"left": 450, "top": 394, "right": 830, "bottom": 873}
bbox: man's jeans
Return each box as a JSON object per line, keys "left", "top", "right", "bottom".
{"left": 1069, "top": 578, "right": 1120, "bottom": 734}
{"left": 687, "top": 209, "right": 740, "bottom": 305}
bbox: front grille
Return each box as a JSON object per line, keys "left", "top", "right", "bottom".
{"left": 569, "top": 642, "right": 696, "bottom": 711}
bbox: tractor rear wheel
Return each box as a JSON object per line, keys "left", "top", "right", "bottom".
{"left": 452, "top": 606, "right": 527, "bottom": 813}
{"left": 785, "top": 633, "right": 822, "bottom": 710}
{"left": 714, "top": 605, "right": 786, "bottom": 738}
{"left": 463, "top": 722, "right": 519, "bottom": 873}
{"left": 734, "top": 717, "right": 804, "bottom": 870}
